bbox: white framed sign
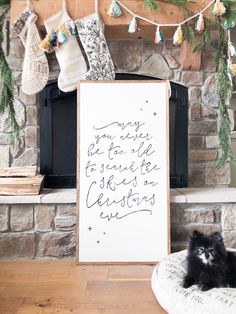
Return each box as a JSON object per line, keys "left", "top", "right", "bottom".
{"left": 77, "top": 81, "right": 170, "bottom": 264}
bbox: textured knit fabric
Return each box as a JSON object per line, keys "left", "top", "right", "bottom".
{"left": 13, "top": 11, "right": 49, "bottom": 95}
{"left": 44, "top": 10, "right": 87, "bottom": 92}
{"left": 75, "top": 13, "right": 115, "bottom": 80}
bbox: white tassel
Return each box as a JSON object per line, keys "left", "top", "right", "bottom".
{"left": 195, "top": 14, "right": 205, "bottom": 33}
{"left": 229, "top": 42, "right": 236, "bottom": 57}
{"left": 154, "top": 26, "right": 163, "bottom": 44}
{"left": 128, "top": 16, "right": 139, "bottom": 33}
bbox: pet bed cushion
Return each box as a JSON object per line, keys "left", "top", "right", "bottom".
{"left": 152, "top": 250, "right": 236, "bottom": 314}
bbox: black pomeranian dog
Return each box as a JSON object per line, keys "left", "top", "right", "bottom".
{"left": 183, "top": 230, "right": 236, "bottom": 291}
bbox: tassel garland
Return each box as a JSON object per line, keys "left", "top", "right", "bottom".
{"left": 107, "top": 0, "right": 122, "bottom": 17}
{"left": 213, "top": 0, "right": 226, "bottom": 16}
{"left": 128, "top": 16, "right": 139, "bottom": 33}
{"left": 173, "top": 26, "right": 183, "bottom": 45}
{"left": 195, "top": 13, "right": 205, "bottom": 33}
{"left": 154, "top": 26, "right": 163, "bottom": 44}
{"left": 40, "top": 19, "right": 78, "bottom": 53}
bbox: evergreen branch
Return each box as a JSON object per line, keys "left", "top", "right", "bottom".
{"left": 182, "top": 22, "right": 195, "bottom": 46}
{"left": 143, "top": 0, "right": 159, "bottom": 10}
{"left": 215, "top": 17, "right": 236, "bottom": 167}
{"left": 164, "top": 0, "right": 195, "bottom": 6}
{"left": 193, "top": 26, "right": 211, "bottom": 52}
{"left": 223, "top": 0, "right": 236, "bottom": 23}
{"left": 0, "top": 5, "right": 19, "bottom": 140}
{"left": 0, "top": 0, "right": 10, "bottom": 5}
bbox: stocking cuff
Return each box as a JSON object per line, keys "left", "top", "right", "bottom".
{"left": 40, "top": 19, "right": 78, "bottom": 53}
{"left": 12, "top": 8, "right": 33, "bottom": 34}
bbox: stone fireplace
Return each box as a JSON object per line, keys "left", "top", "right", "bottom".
{"left": 1, "top": 27, "right": 232, "bottom": 186}
{"left": 0, "top": 10, "right": 236, "bottom": 259}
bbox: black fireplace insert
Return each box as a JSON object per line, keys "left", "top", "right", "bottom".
{"left": 39, "top": 74, "right": 188, "bottom": 188}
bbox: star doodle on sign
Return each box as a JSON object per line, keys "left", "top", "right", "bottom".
{"left": 153, "top": 112, "right": 157, "bottom": 116}
{"left": 88, "top": 226, "right": 92, "bottom": 231}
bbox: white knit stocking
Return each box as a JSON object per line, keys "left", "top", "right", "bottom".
{"left": 14, "top": 12, "right": 49, "bottom": 95}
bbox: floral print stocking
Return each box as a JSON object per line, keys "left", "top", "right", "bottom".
{"left": 75, "top": 13, "right": 115, "bottom": 80}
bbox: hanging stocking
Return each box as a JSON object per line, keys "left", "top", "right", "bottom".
{"left": 41, "top": 1, "right": 87, "bottom": 92}
{"left": 12, "top": 9, "right": 49, "bottom": 95}
{"left": 75, "top": 0, "right": 115, "bottom": 80}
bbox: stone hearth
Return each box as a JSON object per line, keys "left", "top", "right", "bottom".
{"left": 1, "top": 188, "right": 236, "bottom": 259}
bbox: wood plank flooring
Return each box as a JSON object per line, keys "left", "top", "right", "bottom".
{"left": 0, "top": 261, "right": 166, "bottom": 314}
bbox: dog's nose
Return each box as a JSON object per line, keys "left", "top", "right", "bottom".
{"left": 205, "top": 252, "right": 210, "bottom": 259}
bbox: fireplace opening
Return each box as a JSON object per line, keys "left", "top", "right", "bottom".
{"left": 39, "top": 74, "right": 188, "bottom": 188}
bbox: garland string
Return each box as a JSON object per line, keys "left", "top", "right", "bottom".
{"left": 116, "top": 0, "right": 216, "bottom": 27}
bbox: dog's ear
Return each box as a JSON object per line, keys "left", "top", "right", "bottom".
{"left": 210, "top": 232, "right": 223, "bottom": 242}
{"left": 190, "top": 230, "right": 203, "bottom": 239}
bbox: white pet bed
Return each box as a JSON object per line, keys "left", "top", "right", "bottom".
{"left": 152, "top": 250, "right": 236, "bottom": 314}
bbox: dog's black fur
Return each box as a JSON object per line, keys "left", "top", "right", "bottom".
{"left": 183, "top": 230, "right": 236, "bottom": 291}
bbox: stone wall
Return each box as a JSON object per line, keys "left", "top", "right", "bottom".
{"left": 1, "top": 200, "right": 236, "bottom": 259}
{"left": 0, "top": 13, "right": 234, "bottom": 186}
{"left": 0, "top": 203, "right": 76, "bottom": 259}
{"left": 171, "top": 203, "right": 236, "bottom": 251}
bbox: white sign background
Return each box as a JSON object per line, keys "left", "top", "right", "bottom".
{"left": 77, "top": 81, "right": 170, "bottom": 264}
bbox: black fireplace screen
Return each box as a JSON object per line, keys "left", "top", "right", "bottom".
{"left": 39, "top": 74, "right": 188, "bottom": 188}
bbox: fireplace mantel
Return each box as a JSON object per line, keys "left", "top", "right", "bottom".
{"left": 10, "top": 0, "right": 213, "bottom": 38}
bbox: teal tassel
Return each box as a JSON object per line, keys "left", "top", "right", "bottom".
{"left": 128, "top": 16, "right": 139, "bottom": 33}
{"left": 107, "top": 0, "right": 122, "bottom": 17}
{"left": 224, "top": 20, "right": 236, "bottom": 30}
{"left": 57, "top": 31, "right": 68, "bottom": 44}
{"left": 65, "top": 19, "right": 78, "bottom": 35}
{"left": 154, "top": 26, "right": 163, "bottom": 44}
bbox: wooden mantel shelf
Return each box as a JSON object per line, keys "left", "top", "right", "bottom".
{"left": 11, "top": 0, "right": 214, "bottom": 39}
{"left": 11, "top": 0, "right": 213, "bottom": 70}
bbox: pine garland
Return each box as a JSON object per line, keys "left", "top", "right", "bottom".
{"left": 141, "top": 0, "right": 236, "bottom": 168}
{"left": 215, "top": 18, "right": 236, "bottom": 167}
{"left": 0, "top": 1, "right": 19, "bottom": 140}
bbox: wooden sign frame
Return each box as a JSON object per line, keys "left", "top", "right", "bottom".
{"left": 76, "top": 80, "right": 170, "bottom": 265}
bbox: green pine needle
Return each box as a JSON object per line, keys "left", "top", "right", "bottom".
{"left": 143, "top": 0, "right": 159, "bottom": 10}
{"left": 165, "top": 0, "right": 195, "bottom": 5}
{"left": 182, "top": 23, "right": 195, "bottom": 46}
{"left": 193, "top": 27, "right": 211, "bottom": 52}
{"left": 0, "top": 0, "right": 10, "bottom": 5}
{"left": 0, "top": 4, "right": 19, "bottom": 140}
{"left": 215, "top": 18, "right": 236, "bottom": 168}
{"left": 223, "top": 0, "right": 236, "bottom": 23}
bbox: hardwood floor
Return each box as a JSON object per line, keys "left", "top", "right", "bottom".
{"left": 0, "top": 260, "right": 166, "bottom": 314}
